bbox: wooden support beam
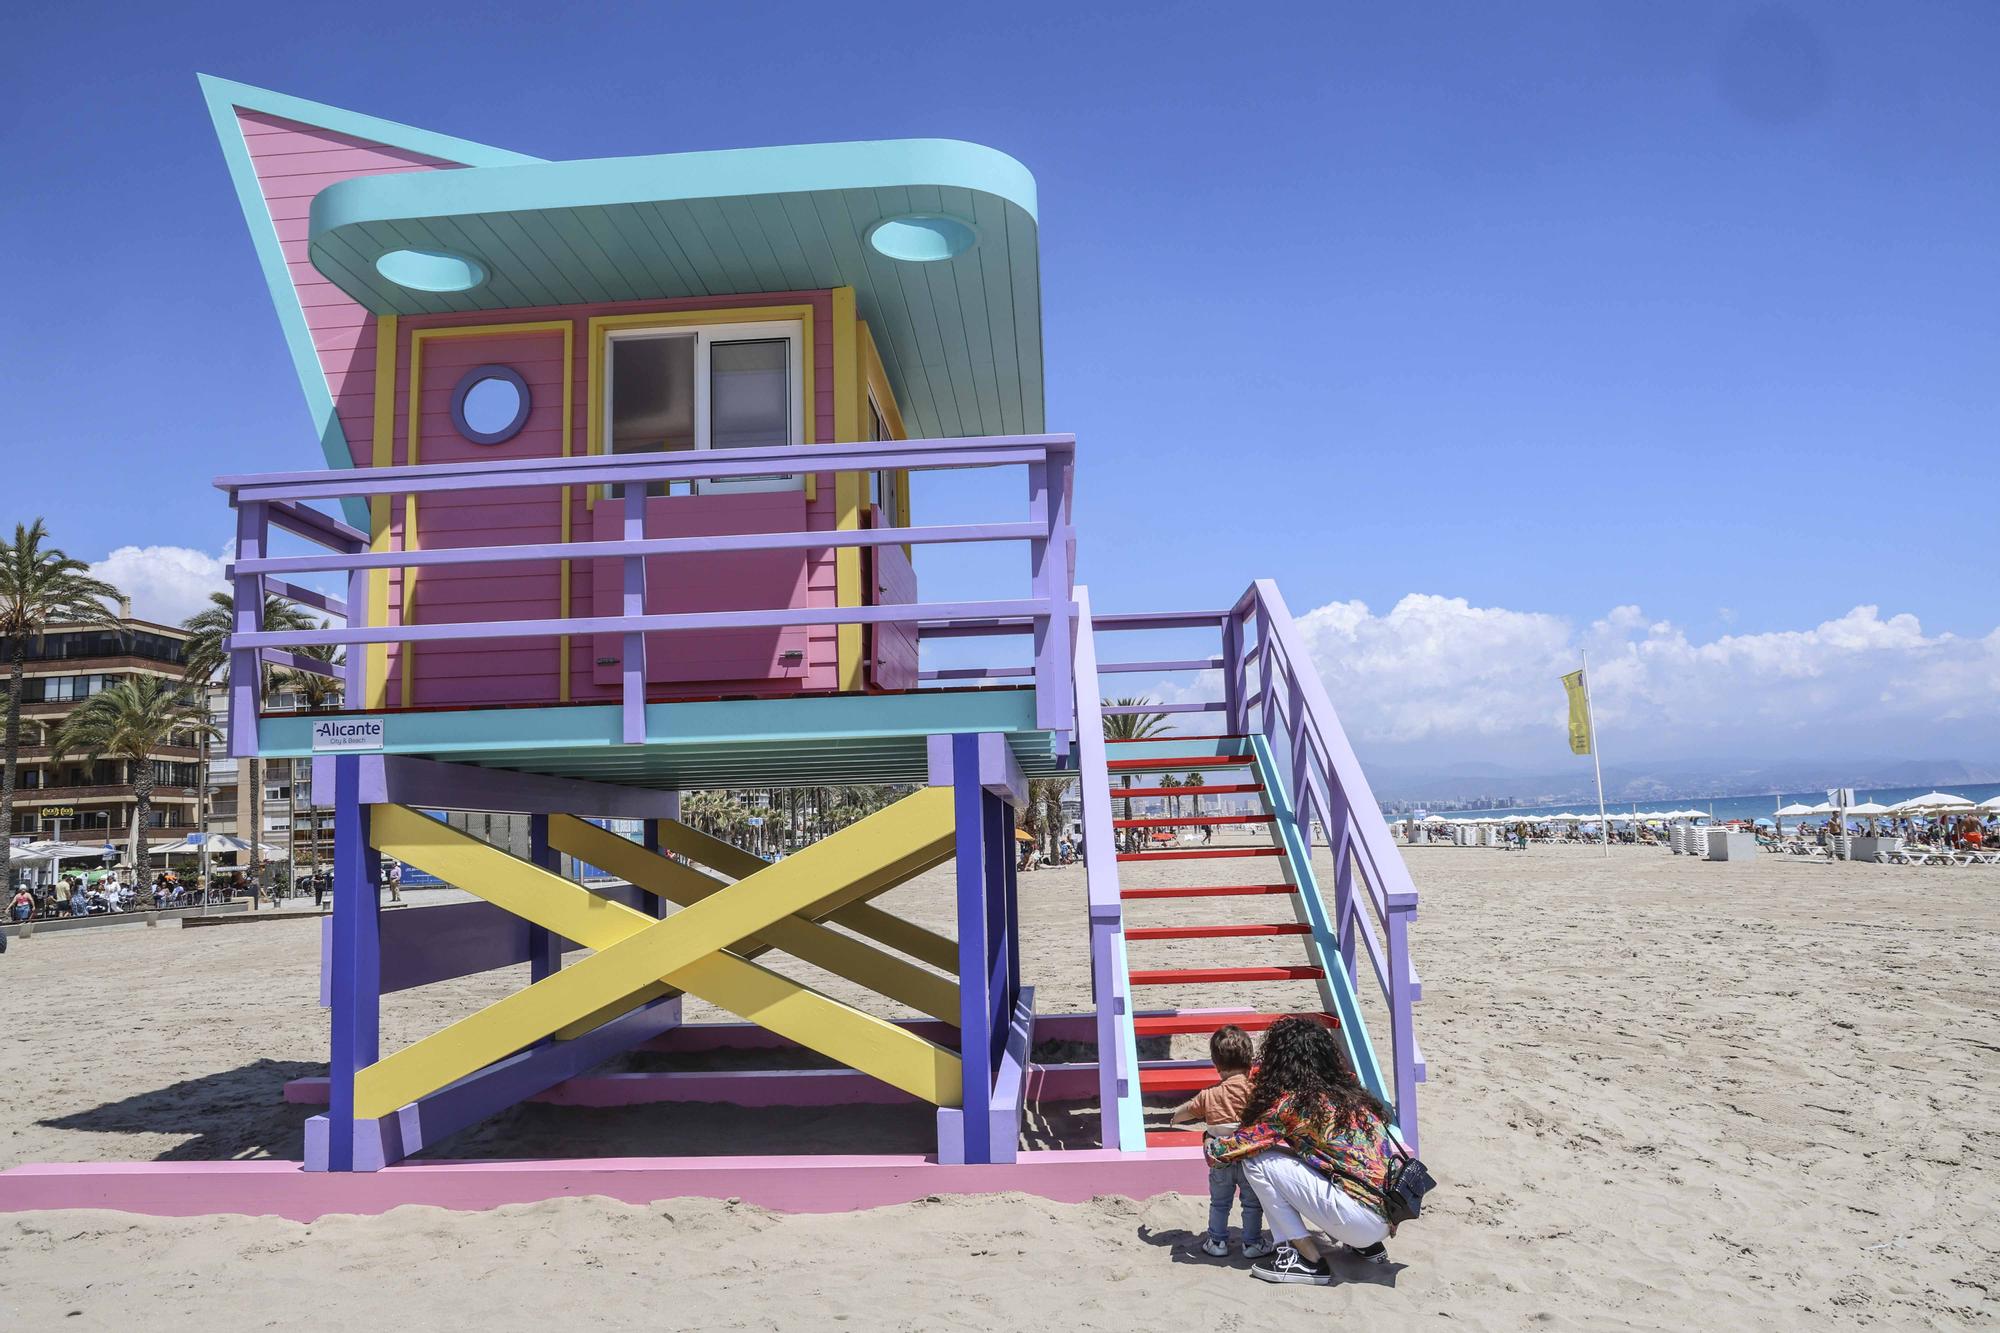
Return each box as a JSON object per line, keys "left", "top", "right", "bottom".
{"left": 658, "top": 818, "right": 960, "bottom": 973}
{"left": 359, "top": 793, "right": 960, "bottom": 1116}
{"left": 548, "top": 815, "right": 960, "bottom": 1024}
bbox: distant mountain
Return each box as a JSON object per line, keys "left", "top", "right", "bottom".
{"left": 1364, "top": 757, "right": 2000, "bottom": 805}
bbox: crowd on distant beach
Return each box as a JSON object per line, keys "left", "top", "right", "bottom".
{"left": 5, "top": 869, "right": 285, "bottom": 922}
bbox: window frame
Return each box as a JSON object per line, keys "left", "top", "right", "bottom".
{"left": 602, "top": 319, "right": 806, "bottom": 495}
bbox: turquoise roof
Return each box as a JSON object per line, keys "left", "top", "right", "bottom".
{"left": 309, "top": 138, "right": 1044, "bottom": 439}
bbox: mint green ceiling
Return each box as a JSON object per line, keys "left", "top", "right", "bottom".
{"left": 309, "top": 139, "right": 1045, "bottom": 439}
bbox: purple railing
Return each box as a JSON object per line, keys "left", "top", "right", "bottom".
{"left": 1231, "top": 579, "right": 1423, "bottom": 1144}
{"left": 1070, "top": 585, "right": 1424, "bottom": 1147}
{"left": 216, "top": 435, "right": 1077, "bottom": 757}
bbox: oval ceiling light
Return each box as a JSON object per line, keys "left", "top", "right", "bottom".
{"left": 375, "top": 247, "right": 488, "bottom": 293}
{"left": 867, "top": 215, "right": 977, "bottom": 262}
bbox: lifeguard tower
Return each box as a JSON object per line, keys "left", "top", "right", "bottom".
{"left": 0, "top": 78, "right": 1424, "bottom": 1216}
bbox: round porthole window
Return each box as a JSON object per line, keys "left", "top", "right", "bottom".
{"left": 451, "top": 366, "right": 531, "bottom": 445}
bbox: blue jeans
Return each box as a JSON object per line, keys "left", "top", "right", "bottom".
{"left": 1207, "top": 1162, "right": 1264, "bottom": 1243}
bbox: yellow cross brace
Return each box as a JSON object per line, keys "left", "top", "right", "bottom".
{"left": 659, "top": 819, "right": 961, "bottom": 973}
{"left": 548, "top": 815, "right": 959, "bottom": 1024}
{"left": 359, "top": 790, "right": 961, "bottom": 1118}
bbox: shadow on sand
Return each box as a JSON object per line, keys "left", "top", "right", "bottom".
{"left": 1137, "top": 1221, "right": 1407, "bottom": 1287}
{"left": 36, "top": 1058, "right": 321, "bottom": 1162}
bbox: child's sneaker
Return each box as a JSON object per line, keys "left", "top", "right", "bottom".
{"left": 1250, "top": 1243, "right": 1333, "bottom": 1285}
{"left": 1343, "top": 1241, "right": 1389, "bottom": 1265}
{"left": 1199, "top": 1234, "right": 1231, "bottom": 1258}
{"left": 1241, "top": 1236, "right": 1275, "bottom": 1259}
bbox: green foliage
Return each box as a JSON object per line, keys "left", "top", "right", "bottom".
{"left": 52, "top": 676, "right": 215, "bottom": 907}
{"left": 1, "top": 519, "right": 122, "bottom": 874}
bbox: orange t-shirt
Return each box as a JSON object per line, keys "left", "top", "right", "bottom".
{"left": 1179, "top": 1071, "right": 1254, "bottom": 1127}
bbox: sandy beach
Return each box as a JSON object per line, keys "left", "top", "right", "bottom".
{"left": 1, "top": 843, "right": 1995, "bottom": 1330}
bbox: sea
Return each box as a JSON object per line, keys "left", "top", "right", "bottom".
{"left": 1402, "top": 781, "right": 2000, "bottom": 825}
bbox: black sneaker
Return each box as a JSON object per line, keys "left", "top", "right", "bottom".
{"left": 1343, "top": 1241, "right": 1389, "bottom": 1265}
{"left": 1249, "top": 1243, "right": 1333, "bottom": 1285}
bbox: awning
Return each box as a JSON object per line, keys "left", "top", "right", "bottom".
{"left": 307, "top": 139, "right": 1044, "bottom": 441}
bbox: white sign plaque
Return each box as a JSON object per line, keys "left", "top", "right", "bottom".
{"left": 312, "top": 718, "right": 385, "bottom": 753}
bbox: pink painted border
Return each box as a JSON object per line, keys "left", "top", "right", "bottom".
{"left": 0, "top": 1149, "right": 1204, "bottom": 1222}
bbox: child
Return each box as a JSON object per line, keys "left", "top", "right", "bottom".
{"left": 1170, "top": 1024, "right": 1270, "bottom": 1258}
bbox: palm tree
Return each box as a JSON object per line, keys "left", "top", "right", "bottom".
{"left": 0, "top": 521, "right": 120, "bottom": 887}
{"left": 53, "top": 676, "right": 216, "bottom": 905}
{"left": 275, "top": 636, "right": 344, "bottom": 887}
{"left": 1021, "top": 777, "right": 1073, "bottom": 860}
{"left": 1183, "top": 770, "right": 1207, "bottom": 843}
{"left": 182, "top": 591, "right": 316, "bottom": 899}
{"left": 1102, "top": 697, "right": 1169, "bottom": 850}
{"left": 681, "top": 789, "right": 751, "bottom": 844}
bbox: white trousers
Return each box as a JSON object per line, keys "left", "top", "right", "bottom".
{"left": 1239, "top": 1151, "right": 1391, "bottom": 1248}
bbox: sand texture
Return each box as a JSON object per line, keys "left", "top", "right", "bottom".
{"left": 1, "top": 843, "right": 1995, "bottom": 1330}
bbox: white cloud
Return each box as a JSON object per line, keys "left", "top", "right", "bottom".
{"left": 90, "top": 545, "right": 228, "bottom": 627}
{"left": 1277, "top": 594, "right": 2000, "bottom": 762}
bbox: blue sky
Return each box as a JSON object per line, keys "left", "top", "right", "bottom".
{"left": 5, "top": 2, "right": 1995, "bottom": 770}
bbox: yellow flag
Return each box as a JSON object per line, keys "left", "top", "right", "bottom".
{"left": 1562, "top": 669, "right": 1592, "bottom": 755}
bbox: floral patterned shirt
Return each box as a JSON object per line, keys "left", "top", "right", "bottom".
{"left": 1205, "top": 1091, "right": 1395, "bottom": 1212}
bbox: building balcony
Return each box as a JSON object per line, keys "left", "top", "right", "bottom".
{"left": 15, "top": 784, "right": 201, "bottom": 804}
{"left": 215, "top": 434, "right": 1079, "bottom": 785}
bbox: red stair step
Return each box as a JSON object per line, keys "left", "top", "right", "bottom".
{"left": 1120, "top": 884, "right": 1297, "bottom": 900}
{"left": 1117, "top": 847, "right": 1286, "bottom": 862}
{"left": 1132, "top": 1011, "right": 1339, "bottom": 1037}
{"left": 1107, "top": 734, "right": 1249, "bottom": 744}
{"left": 1128, "top": 965, "right": 1325, "bottom": 986}
{"left": 1125, "top": 923, "right": 1311, "bottom": 941}
{"left": 1145, "top": 1128, "right": 1206, "bottom": 1148}
{"left": 1113, "top": 814, "right": 1275, "bottom": 829}
{"left": 1108, "top": 783, "right": 1263, "bottom": 798}
{"left": 1107, "top": 756, "right": 1255, "bottom": 772}
{"left": 1136, "top": 1065, "right": 1224, "bottom": 1093}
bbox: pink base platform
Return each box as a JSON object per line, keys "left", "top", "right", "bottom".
{"left": 0, "top": 1148, "right": 1205, "bottom": 1222}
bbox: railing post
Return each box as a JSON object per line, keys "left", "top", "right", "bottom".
{"left": 1253, "top": 601, "right": 1275, "bottom": 744}
{"left": 1287, "top": 674, "right": 1312, "bottom": 857}
{"left": 229, "top": 500, "right": 267, "bottom": 759}
{"left": 344, "top": 555, "right": 368, "bottom": 710}
{"left": 620, "top": 482, "right": 647, "bottom": 744}
{"left": 1385, "top": 901, "right": 1419, "bottom": 1153}
{"left": 1328, "top": 796, "right": 1357, "bottom": 987}
{"left": 1027, "top": 452, "right": 1074, "bottom": 736}
{"left": 1223, "top": 609, "right": 1248, "bottom": 736}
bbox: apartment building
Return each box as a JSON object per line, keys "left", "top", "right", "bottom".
{"left": 7, "top": 615, "right": 202, "bottom": 850}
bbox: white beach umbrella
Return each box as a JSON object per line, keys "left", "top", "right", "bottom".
{"left": 1774, "top": 803, "right": 1816, "bottom": 818}
{"left": 1846, "top": 801, "right": 1891, "bottom": 816}
{"left": 1894, "top": 792, "right": 1972, "bottom": 813}
{"left": 1978, "top": 795, "right": 2000, "bottom": 813}
{"left": 21, "top": 840, "right": 110, "bottom": 863}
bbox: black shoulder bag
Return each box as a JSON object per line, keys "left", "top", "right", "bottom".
{"left": 1332, "top": 1139, "right": 1436, "bottom": 1233}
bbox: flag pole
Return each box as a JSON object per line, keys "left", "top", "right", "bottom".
{"left": 1582, "top": 649, "right": 1609, "bottom": 857}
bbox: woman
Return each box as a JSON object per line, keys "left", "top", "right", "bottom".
{"left": 1207, "top": 1016, "right": 1399, "bottom": 1285}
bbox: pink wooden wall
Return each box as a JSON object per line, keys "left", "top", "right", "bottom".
{"left": 869, "top": 506, "right": 920, "bottom": 691}
{"left": 234, "top": 110, "right": 459, "bottom": 473}
{"left": 388, "top": 291, "right": 842, "bottom": 708}
{"left": 230, "top": 107, "right": 880, "bottom": 709}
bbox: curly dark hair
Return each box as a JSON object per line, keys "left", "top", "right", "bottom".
{"left": 1241, "top": 1015, "right": 1390, "bottom": 1129}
